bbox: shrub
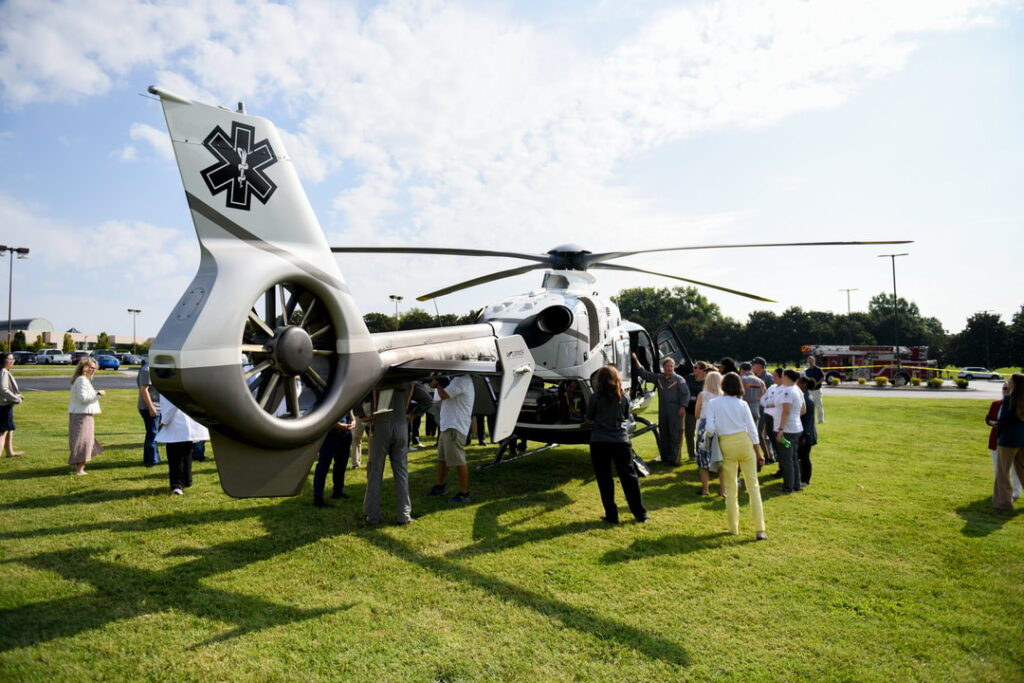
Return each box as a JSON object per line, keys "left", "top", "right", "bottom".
{"left": 858, "top": 377, "right": 867, "bottom": 385}
{"left": 875, "top": 376, "right": 889, "bottom": 387}
{"left": 956, "top": 377, "right": 970, "bottom": 389}
{"left": 928, "top": 377, "right": 944, "bottom": 388}
{"left": 828, "top": 376, "right": 840, "bottom": 386}
{"left": 910, "top": 377, "right": 922, "bottom": 386}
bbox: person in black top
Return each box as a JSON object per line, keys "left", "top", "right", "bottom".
{"left": 804, "top": 355, "right": 825, "bottom": 424}
{"left": 586, "top": 365, "right": 648, "bottom": 524}
{"left": 684, "top": 361, "right": 709, "bottom": 461}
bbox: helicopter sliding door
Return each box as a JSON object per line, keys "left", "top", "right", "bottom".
{"left": 653, "top": 324, "right": 694, "bottom": 374}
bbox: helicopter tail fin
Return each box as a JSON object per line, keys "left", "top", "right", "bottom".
{"left": 146, "top": 86, "right": 382, "bottom": 498}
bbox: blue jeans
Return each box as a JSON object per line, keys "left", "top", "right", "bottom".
{"left": 139, "top": 409, "right": 161, "bottom": 465}
{"left": 191, "top": 441, "right": 207, "bottom": 461}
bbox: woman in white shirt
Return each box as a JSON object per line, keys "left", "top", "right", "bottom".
{"left": 156, "top": 398, "right": 210, "bottom": 495}
{"left": 694, "top": 370, "right": 723, "bottom": 496}
{"left": 68, "top": 358, "right": 105, "bottom": 475}
{"left": 704, "top": 372, "right": 768, "bottom": 540}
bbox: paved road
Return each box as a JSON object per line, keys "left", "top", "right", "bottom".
{"left": 821, "top": 378, "right": 1004, "bottom": 400}
{"left": 18, "top": 373, "right": 140, "bottom": 392}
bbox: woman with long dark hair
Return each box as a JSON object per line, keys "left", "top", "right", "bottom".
{"left": 586, "top": 365, "right": 648, "bottom": 524}
{"left": 994, "top": 373, "right": 1024, "bottom": 510}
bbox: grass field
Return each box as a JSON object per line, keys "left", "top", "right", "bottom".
{"left": 1, "top": 391, "right": 1022, "bottom": 681}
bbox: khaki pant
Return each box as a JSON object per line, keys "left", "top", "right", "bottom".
{"left": 993, "top": 445, "right": 1024, "bottom": 510}
{"left": 719, "top": 432, "right": 765, "bottom": 535}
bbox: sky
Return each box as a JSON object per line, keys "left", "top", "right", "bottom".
{"left": 1, "top": 0, "right": 1022, "bottom": 342}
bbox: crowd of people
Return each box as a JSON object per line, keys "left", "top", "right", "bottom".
{"left": 1, "top": 350, "right": 1022, "bottom": 525}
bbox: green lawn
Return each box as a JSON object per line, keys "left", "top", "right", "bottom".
{"left": 0, "top": 391, "right": 1021, "bottom": 681}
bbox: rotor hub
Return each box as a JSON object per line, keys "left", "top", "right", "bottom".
{"left": 271, "top": 325, "right": 314, "bottom": 375}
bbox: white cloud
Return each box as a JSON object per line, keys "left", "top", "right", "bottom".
{"left": 0, "top": 193, "right": 199, "bottom": 335}
{"left": 0, "top": 0, "right": 1013, "bottom": 321}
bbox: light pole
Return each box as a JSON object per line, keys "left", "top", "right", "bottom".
{"left": 878, "top": 253, "right": 908, "bottom": 370}
{"left": 838, "top": 288, "right": 858, "bottom": 345}
{"left": 978, "top": 309, "right": 994, "bottom": 370}
{"left": 127, "top": 308, "right": 142, "bottom": 354}
{"left": 1, "top": 245, "right": 30, "bottom": 350}
{"left": 389, "top": 295, "right": 403, "bottom": 331}
{"left": 838, "top": 288, "right": 858, "bottom": 315}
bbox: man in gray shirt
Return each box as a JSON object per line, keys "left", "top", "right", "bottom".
{"left": 632, "top": 354, "right": 690, "bottom": 467}
{"left": 137, "top": 358, "right": 161, "bottom": 466}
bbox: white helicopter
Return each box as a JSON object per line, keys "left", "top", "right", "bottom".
{"left": 144, "top": 86, "right": 537, "bottom": 498}
{"left": 332, "top": 238, "right": 910, "bottom": 467}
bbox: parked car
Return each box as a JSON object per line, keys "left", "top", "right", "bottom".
{"left": 12, "top": 351, "right": 37, "bottom": 364}
{"left": 70, "top": 351, "right": 90, "bottom": 364}
{"left": 36, "top": 349, "right": 72, "bottom": 365}
{"left": 120, "top": 354, "right": 143, "bottom": 365}
{"left": 958, "top": 367, "right": 1002, "bottom": 380}
{"left": 96, "top": 354, "right": 121, "bottom": 370}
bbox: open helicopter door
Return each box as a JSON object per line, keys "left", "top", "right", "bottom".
{"left": 653, "top": 324, "right": 694, "bottom": 374}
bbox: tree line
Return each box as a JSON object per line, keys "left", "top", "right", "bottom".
{"left": 612, "top": 286, "right": 1024, "bottom": 368}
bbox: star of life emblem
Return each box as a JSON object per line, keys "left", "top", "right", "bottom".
{"left": 201, "top": 122, "right": 278, "bottom": 210}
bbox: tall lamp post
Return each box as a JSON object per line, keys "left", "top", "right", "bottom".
{"left": 1, "top": 245, "right": 30, "bottom": 350}
{"left": 127, "top": 308, "right": 142, "bottom": 354}
{"left": 977, "top": 309, "right": 994, "bottom": 370}
{"left": 838, "top": 288, "right": 858, "bottom": 345}
{"left": 389, "top": 294, "right": 403, "bottom": 331}
{"left": 878, "top": 253, "right": 908, "bottom": 371}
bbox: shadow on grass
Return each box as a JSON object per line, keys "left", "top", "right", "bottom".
{"left": 359, "top": 530, "right": 691, "bottom": 668}
{"left": 0, "top": 486, "right": 170, "bottom": 510}
{"left": 955, "top": 497, "right": 1019, "bottom": 537}
{"left": 599, "top": 532, "right": 738, "bottom": 564}
{"left": 0, "top": 458, "right": 145, "bottom": 481}
{"left": 0, "top": 500, "right": 356, "bottom": 653}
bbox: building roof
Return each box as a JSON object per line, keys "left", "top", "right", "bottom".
{"left": 7, "top": 318, "right": 54, "bottom": 332}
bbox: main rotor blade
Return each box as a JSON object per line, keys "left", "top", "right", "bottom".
{"left": 416, "top": 264, "right": 547, "bottom": 301}
{"left": 591, "top": 263, "right": 776, "bottom": 302}
{"left": 331, "top": 246, "right": 550, "bottom": 263}
{"left": 584, "top": 240, "right": 913, "bottom": 266}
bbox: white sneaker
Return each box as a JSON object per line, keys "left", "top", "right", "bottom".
{"left": 171, "top": 488, "right": 184, "bottom": 496}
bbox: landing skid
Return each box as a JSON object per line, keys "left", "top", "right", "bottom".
{"left": 478, "top": 439, "right": 559, "bottom": 470}
{"left": 478, "top": 414, "right": 661, "bottom": 471}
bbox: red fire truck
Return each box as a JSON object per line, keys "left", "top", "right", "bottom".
{"left": 801, "top": 344, "right": 939, "bottom": 386}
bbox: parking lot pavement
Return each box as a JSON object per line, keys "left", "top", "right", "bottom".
{"left": 18, "top": 373, "right": 139, "bottom": 392}
{"left": 822, "top": 378, "right": 1005, "bottom": 400}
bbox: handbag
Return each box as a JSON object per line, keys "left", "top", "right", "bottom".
{"left": 631, "top": 449, "right": 650, "bottom": 477}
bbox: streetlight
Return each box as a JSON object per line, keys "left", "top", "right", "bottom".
{"left": 389, "top": 295, "right": 403, "bottom": 331}
{"left": 127, "top": 308, "right": 142, "bottom": 354}
{"left": 838, "top": 288, "right": 858, "bottom": 315}
{"left": 838, "top": 288, "right": 859, "bottom": 345}
{"left": 977, "top": 309, "right": 994, "bottom": 369}
{"left": 878, "top": 253, "right": 908, "bottom": 370}
{"left": 1, "top": 245, "right": 30, "bottom": 350}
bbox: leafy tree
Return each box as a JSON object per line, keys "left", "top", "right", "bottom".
{"left": 435, "top": 313, "right": 462, "bottom": 327}
{"left": 96, "top": 332, "right": 111, "bottom": 350}
{"left": 1008, "top": 304, "right": 1024, "bottom": 370}
{"left": 62, "top": 333, "right": 75, "bottom": 353}
{"left": 457, "top": 309, "right": 483, "bottom": 325}
{"left": 0, "top": 340, "right": 7, "bottom": 353}
{"left": 398, "top": 308, "right": 437, "bottom": 330}
{"left": 30, "top": 334, "right": 45, "bottom": 352}
{"left": 946, "top": 311, "right": 1009, "bottom": 368}
{"left": 12, "top": 331, "right": 26, "bottom": 352}
{"left": 362, "top": 312, "right": 394, "bottom": 333}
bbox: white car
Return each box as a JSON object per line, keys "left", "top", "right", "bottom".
{"left": 958, "top": 367, "right": 1001, "bottom": 380}
{"left": 36, "top": 349, "right": 73, "bottom": 365}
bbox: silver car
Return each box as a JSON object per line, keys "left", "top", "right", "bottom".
{"left": 958, "top": 366, "right": 1001, "bottom": 380}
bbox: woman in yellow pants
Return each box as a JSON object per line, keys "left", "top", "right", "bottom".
{"left": 703, "top": 372, "right": 768, "bottom": 540}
